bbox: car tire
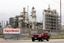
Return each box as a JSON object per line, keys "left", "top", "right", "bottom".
{"left": 38, "top": 40, "right": 40, "bottom": 41}
{"left": 41, "top": 39, "right": 43, "bottom": 41}
{"left": 32, "top": 39, "right": 35, "bottom": 42}
{"left": 38, "top": 39, "right": 41, "bottom": 42}
{"left": 46, "top": 38, "right": 49, "bottom": 41}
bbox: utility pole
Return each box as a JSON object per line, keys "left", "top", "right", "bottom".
{"left": 60, "top": 0, "right": 62, "bottom": 31}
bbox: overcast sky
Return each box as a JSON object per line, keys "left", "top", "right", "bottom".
{"left": 0, "top": 0, "right": 64, "bottom": 25}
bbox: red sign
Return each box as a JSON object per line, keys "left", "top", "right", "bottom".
{"left": 3, "top": 29, "right": 20, "bottom": 34}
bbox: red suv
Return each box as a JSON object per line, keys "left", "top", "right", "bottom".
{"left": 31, "top": 32, "right": 50, "bottom": 42}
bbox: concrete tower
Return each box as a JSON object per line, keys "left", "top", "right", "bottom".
{"left": 22, "top": 7, "right": 28, "bottom": 28}
{"left": 31, "top": 7, "right": 36, "bottom": 29}
{"left": 43, "top": 5, "right": 60, "bottom": 31}
{"left": 22, "top": 7, "right": 27, "bottom": 21}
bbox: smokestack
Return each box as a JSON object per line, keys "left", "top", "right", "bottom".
{"left": 60, "top": 0, "right": 62, "bottom": 31}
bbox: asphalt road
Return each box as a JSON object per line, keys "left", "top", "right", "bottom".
{"left": 0, "top": 39, "right": 64, "bottom": 43}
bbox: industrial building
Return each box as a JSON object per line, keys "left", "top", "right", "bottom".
{"left": 9, "top": 6, "right": 61, "bottom": 32}
{"left": 9, "top": 7, "right": 37, "bottom": 29}
{"left": 31, "top": 7, "right": 36, "bottom": 29}
{"left": 9, "top": 7, "right": 28, "bottom": 28}
{"left": 43, "top": 5, "right": 60, "bottom": 31}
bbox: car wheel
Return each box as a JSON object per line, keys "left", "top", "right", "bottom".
{"left": 41, "top": 39, "right": 43, "bottom": 41}
{"left": 46, "top": 38, "right": 49, "bottom": 41}
{"left": 32, "top": 39, "right": 35, "bottom": 42}
{"left": 38, "top": 39, "right": 40, "bottom": 42}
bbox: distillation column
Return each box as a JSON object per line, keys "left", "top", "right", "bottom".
{"left": 31, "top": 7, "right": 36, "bottom": 29}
